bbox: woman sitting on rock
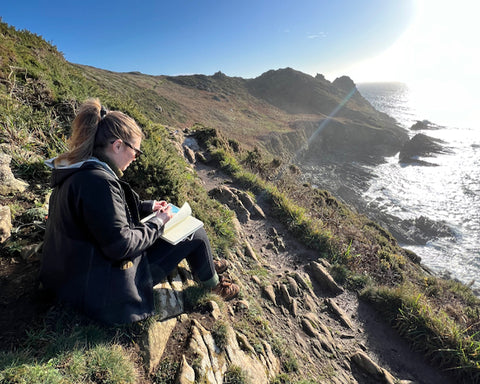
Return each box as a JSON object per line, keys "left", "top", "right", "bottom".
{"left": 40, "top": 98, "right": 238, "bottom": 325}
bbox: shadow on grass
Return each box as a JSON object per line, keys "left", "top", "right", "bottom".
{"left": 0, "top": 302, "right": 144, "bottom": 383}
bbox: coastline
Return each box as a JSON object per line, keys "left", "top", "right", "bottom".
{"left": 357, "top": 82, "right": 480, "bottom": 292}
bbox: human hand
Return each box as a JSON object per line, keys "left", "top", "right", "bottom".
{"left": 153, "top": 200, "right": 168, "bottom": 212}
{"left": 156, "top": 203, "right": 173, "bottom": 224}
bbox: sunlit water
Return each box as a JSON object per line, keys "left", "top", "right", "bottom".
{"left": 357, "top": 83, "right": 480, "bottom": 290}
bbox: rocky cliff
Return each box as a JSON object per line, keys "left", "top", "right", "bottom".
{"left": 246, "top": 68, "right": 408, "bottom": 163}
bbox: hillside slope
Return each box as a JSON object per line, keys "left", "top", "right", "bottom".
{"left": 77, "top": 65, "right": 408, "bottom": 161}
{"left": 1, "top": 20, "right": 480, "bottom": 383}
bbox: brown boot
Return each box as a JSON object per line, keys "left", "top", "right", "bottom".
{"left": 214, "top": 259, "right": 229, "bottom": 274}
{"left": 212, "top": 276, "right": 239, "bottom": 301}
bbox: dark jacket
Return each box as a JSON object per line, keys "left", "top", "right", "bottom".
{"left": 40, "top": 158, "right": 164, "bottom": 324}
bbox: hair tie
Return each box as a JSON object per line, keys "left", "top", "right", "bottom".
{"left": 100, "top": 105, "right": 107, "bottom": 119}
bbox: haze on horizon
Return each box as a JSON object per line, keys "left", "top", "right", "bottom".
{"left": 2, "top": 0, "right": 479, "bottom": 128}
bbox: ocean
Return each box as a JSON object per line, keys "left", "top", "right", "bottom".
{"left": 357, "top": 82, "right": 480, "bottom": 290}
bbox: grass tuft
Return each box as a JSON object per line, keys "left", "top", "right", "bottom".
{"left": 223, "top": 365, "right": 249, "bottom": 384}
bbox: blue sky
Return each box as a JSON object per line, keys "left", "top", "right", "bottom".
{"left": 2, "top": 0, "right": 414, "bottom": 81}
{"left": 2, "top": 0, "right": 479, "bottom": 128}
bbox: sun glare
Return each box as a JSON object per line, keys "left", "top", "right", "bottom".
{"left": 341, "top": 0, "right": 480, "bottom": 129}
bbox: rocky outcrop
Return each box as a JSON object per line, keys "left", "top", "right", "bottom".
{"left": 246, "top": 68, "right": 408, "bottom": 166}
{"left": 303, "top": 118, "right": 408, "bottom": 164}
{"left": 140, "top": 242, "right": 411, "bottom": 384}
{"left": 208, "top": 185, "right": 265, "bottom": 223}
{"left": 401, "top": 216, "right": 455, "bottom": 244}
{"left": 0, "top": 152, "right": 28, "bottom": 195}
{"left": 184, "top": 320, "right": 279, "bottom": 384}
{"left": 0, "top": 205, "right": 12, "bottom": 243}
{"left": 399, "top": 133, "right": 447, "bottom": 165}
{"left": 309, "top": 260, "right": 344, "bottom": 294}
{"left": 410, "top": 120, "right": 440, "bottom": 131}
{"left": 351, "top": 351, "right": 396, "bottom": 384}
{"left": 356, "top": 201, "right": 455, "bottom": 246}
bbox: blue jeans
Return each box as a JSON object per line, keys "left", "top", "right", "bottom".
{"left": 146, "top": 227, "right": 218, "bottom": 288}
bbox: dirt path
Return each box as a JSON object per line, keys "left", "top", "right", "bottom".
{"left": 194, "top": 161, "right": 457, "bottom": 384}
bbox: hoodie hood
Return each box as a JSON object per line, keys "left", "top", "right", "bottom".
{"left": 45, "top": 157, "right": 117, "bottom": 188}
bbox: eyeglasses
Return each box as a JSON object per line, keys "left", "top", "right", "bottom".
{"left": 110, "top": 139, "right": 143, "bottom": 158}
{"left": 123, "top": 141, "right": 144, "bottom": 158}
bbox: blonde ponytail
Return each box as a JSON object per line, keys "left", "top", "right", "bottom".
{"left": 54, "top": 98, "right": 143, "bottom": 166}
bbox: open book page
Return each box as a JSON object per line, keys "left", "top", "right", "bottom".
{"left": 141, "top": 202, "right": 203, "bottom": 245}
{"left": 161, "top": 215, "right": 203, "bottom": 245}
{"left": 163, "top": 202, "right": 191, "bottom": 231}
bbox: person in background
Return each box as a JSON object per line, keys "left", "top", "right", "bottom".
{"left": 40, "top": 98, "right": 238, "bottom": 325}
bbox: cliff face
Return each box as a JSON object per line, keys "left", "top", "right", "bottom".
{"left": 244, "top": 68, "right": 408, "bottom": 164}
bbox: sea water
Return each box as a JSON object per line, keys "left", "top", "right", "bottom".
{"left": 357, "top": 82, "right": 480, "bottom": 290}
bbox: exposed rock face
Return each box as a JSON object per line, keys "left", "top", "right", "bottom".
{"left": 141, "top": 258, "right": 281, "bottom": 383}
{"left": 399, "top": 133, "right": 447, "bottom": 165}
{"left": 0, "top": 205, "right": 12, "bottom": 243}
{"left": 142, "top": 249, "right": 413, "bottom": 384}
{"left": 185, "top": 320, "right": 279, "bottom": 384}
{"left": 246, "top": 68, "right": 408, "bottom": 166}
{"left": 208, "top": 185, "right": 265, "bottom": 223}
{"left": 303, "top": 118, "right": 408, "bottom": 164}
{"left": 0, "top": 152, "right": 29, "bottom": 195}
{"left": 410, "top": 120, "right": 440, "bottom": 131}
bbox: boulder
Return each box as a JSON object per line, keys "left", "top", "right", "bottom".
{"left": 351, "top": 350, "right": 396, "bottom": 384}
{"left": 0, "top": 205, "right": 12, "bottom": 243}
{"left": 309, "top": 261, "right": 344, "bottom": 294}
{"left": 183, "top": 145, "right": 196, "bottom": 164}
{"left": 0, "top": 152, "right": 29, "bottom": 195}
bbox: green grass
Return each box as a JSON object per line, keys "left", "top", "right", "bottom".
{"left": 2, "top": 19, "right": 480, "bottom": 383}
{"left": 0, "top": 314, "right": 138, "bottom": 384}
{"left": 223, "top": 365, "right": 249, "bottom": 384}
{"left": 152, "top": 359, "right": 179, "bottom": 384}
{"left": 361, "top": 284, "right": 480, "bottom": 382}
{"left": 211, "top": 321, "right": 229, "bottom": 350}
{"left": 194, "top": 124, "right": 480, "bottom": 382}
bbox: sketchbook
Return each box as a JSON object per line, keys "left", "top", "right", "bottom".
{"left": 141, "top": 202, "right": 203, "bottom": 245}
